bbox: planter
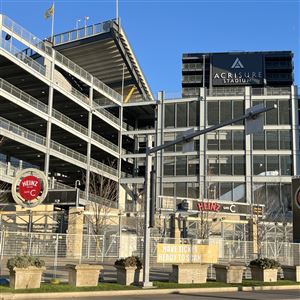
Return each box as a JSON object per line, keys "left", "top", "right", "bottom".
{"left": 214, "top": 263, "right": 246, "bottom": 284}
{"left": 250, "top": 266, "right": 278, "bottom": 282}
{"left": 282, "top": 265, "right": 300, "bottom": 282}
{"left": 67, "top": 264, "right": 103, "bottom": 287}
{"left": 9, "top": 266, "right": 46, "bottom": 289}
{"left": 170, "top": 264, "right": 208, "bottom": 284}
{"left": 115, "top": 265, "right": 141, "bottom": 286}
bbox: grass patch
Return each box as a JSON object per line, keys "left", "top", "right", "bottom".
{"left": 0, "top": 282, "right": 138, "bottom": 293}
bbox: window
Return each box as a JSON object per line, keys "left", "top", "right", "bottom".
{"left": 189, "top": 101, "right": 199, "bottom": 126}
{"left": 163, "top": 183, "right": 174, "bottom": 196}
{"left": 253, "top": 155, "right": 265, "bottom": 175}
{"left": 219, "top": 182, "right": 233, "bottom": 201}
{"left": 253, "top": 183, "right": 266, "bottom": 205}
{"left": 177, "top": 103, "right": 187, "bottom": 127}
{"left": 207, "top": 156, "right": 219, "bottom": 176}
{"left": 253, "top": 132, "right": 265, "bottom": 150}
{"left": 266, "top": 130, "right": 278, "bottom": 150}
{"left": 188, "top": 156, "right": 199, "bottom": 175}
{"left": 176, "top": 156, "right": 187, "bottom": 176}
{"left": 219, "top": 155, "right": 232, "bottom": 175}
{"left": 280, "top": 155, "right": 292, "bottom": 175}
{"left": 233, "top": 156, "right": 245, "bottom": 175}
{"left": 279, "top": 130, "right": 291, "bottom": 150}
{"left": 279, "top": 100, "right": 290, "bottom": 124}
{"left": 266, "top": 155, "right": 279, "bottom": 175}
{"left": 207, "top": 132, "right": 218, "bottom": 150}
{"left": 164, "top": 133, "right": 175, "bottom": 152}
{"left": 219, "top": 131, "right": 232, "bottom": 150}
{"left": 164, "top": 157, "right": 175, "bottom": 176}
{"left": 266, "top": 100, "right": 278, "bottom": 125}
{"left": 176, "top": 182, "right": 187, "bottom": 197}
{"left": 233, "top": 183, "right": 246, "bottom": 202}
{"left": 233, "top": 101, "right": 244, "bottom": 125}
{"left": 207, "top": 182, "right": 219, "bottom": 200}
{"left": 165, "top": 103, "right": 175, "bottom": 128}
{"left": 233, "top": 130, "right": 244, "bottom": 150}
{"left": 207, "top": 101, "right": 219, "bottom": 125}
{"left": 188, "top": 183, "right": 199, "bottom": 198}
{"left": 220, "top": 101, "right": 232, "bottom": 123}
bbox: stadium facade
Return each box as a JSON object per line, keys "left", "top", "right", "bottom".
{"left": 0, "top": 15, "right": 298, "bottom": 241}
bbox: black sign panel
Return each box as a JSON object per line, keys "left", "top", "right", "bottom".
{"left": 292, "top": 178, "right": 300, "bottom": 243}
{"left": 212, "top": 53, "right": 264, "bottom": 86}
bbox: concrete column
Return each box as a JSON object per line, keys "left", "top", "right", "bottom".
{"left": 291, "top": 85, "right": 299, "bottom": 176}
{"left": 44, "top": 51, "right": 55, "bottom": 175}
{"left": 199, "top": 87, "right": 206, "bottom": 199}
{"left": 66, "top": 207, "right": 84, "bottom": 258}
{"left": 245, "top": 86, "right": 252, "bottom": 204}
{"left": 118, "top": 103, "right": 123, "bottom": 208}
{"left": 85, "top": 81, "right": 93, "bottom": 201}
{"left": 170, "top": 213, "right": 181, "bottom": 240}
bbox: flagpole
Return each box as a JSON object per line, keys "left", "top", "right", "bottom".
{"left": 51, "top": 2, "right": 55, "bottom": 43}
{"left": 116, "top": 0, "right": 119, "bottom": 24}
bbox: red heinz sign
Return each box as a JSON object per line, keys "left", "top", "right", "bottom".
{"left": 19, "top": 175, "right": 41, "bottom": 201}
{"left": 197, "top": 201, "right": 221, "bottom": 212}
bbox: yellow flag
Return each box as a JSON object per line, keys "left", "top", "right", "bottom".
{"left": 44, "top": 4, "right": 54, "bottom": 19}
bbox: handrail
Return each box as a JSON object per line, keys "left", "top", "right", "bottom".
{"left": 1, "top": 15, "right": 122, "bottom": 104}
{"left": 0, "top": 78, "right": 121, "bottom": 155}
{"left": 0, "top": 117, "right": 118, "bottom": 178}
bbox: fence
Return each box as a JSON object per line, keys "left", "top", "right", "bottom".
{"left": 0, "top": 231, "right": 299, "bottom": 281}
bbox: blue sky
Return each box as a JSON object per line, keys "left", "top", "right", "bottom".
{"left": 1, "top": 0, "right": 299, "bottom": 97}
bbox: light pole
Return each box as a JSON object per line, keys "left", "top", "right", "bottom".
{"left": 84, "top": 16, "right": 90, "bottom": 28}
{"left": 142, "top": 104, "right": 277, "bottom": 287}
{"left": 76, "top": 19, "right": 81, "bottom": 29}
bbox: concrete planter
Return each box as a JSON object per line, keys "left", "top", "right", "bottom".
{"left": 282, "top": 265, "right": 300, "bottom": 282}
{"left": 250, "top": 266, "right": 278, "bottom": 282}
{"left": 9, "top": 266, "right": 46, "bottom": 289}
{"left": 214, "top": 264, "right": 246, "bottom": 283}
{"left": 67, "top": 264, "right": 103, "bottom": 287}
{"left": 115, "top": 266, "right": 141, "bottom": 286}
{"left": 170, "top": 264, "right": 208, "bottom": 284}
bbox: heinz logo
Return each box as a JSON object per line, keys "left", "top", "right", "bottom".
{"left": 21, "top": 180, "right": 39, "bottom": 187}
{"left": 197, "top": 202, "right": 221, "bottom": 212}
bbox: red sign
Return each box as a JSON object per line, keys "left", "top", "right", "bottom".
{"left": 19, "top": 175, "right": 41, "bottom": 201}
{"left": 197, "top": 201, "right": 221, "bottom": 212}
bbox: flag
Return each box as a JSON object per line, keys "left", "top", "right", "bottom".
{"left": 44, "top": 4, "right": 54, "bottom": 19}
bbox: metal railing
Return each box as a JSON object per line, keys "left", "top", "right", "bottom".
{"left": 1, "top": 15, "right": 122, "bottom": 104}
{"left": 52, "top": 20, "right": 113, "bottom": 46}
{"left": 0, "top": 117, "right": 118, "bottom": 178}
{"left": 0, "top": 78, "right": 120, "bottom": 156}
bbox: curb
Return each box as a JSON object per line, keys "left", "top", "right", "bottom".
{"left": 1, "top": 285, "right": 299, "bottom": 299}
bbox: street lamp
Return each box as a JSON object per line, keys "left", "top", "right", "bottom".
{"left": 84, "top": 16, "right": 90, "bottom": 28}
{"left": 76, "top": 19, "right": 81, "bottom": 29}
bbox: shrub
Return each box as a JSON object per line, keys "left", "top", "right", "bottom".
{"left": 114, "top": 256, "right": 142, "bottom": 268}
{"left": 249, "top": 258, "right": 280, "bottom": 269}
{"left": 7, "top": 256, "right": 45, "bottom": 271}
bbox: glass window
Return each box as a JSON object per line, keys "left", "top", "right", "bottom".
{"left": 164, "top": 156, "right": 175, "bottom": 176}
{"left": 220, "top": 101, "right": 232, "bottom": 123}
{"left": 279, "top": 100, "right": 290, "bottom": 125}
{"left": 233, "top": 183, "right": 246, "bottom": 202}
{"left": 266, "top": 183, "right": 280, "bottom": 218}
{"left": 253, "top": 183, "right": 266, "bottom": 205}
{"left": 266, "top": 100, "right": 278, "bottom": 125}
{"left": 281, "top": 184, "right": 292, "bottom": 211}
{"left": 253, "top": 155, "right": 265, "bottom": 175}
{"left": 233, "top": 156, "right": 245, "bottom": 175}
{"left": 280, "top": 155, "right": 292, "bottom": 175}
{"left": 176, "top": 156, "right": 187, "bottom": 176}
{"left": 189, "top": 101, "right": 199, "bottom": 126}
{"left": 207, "top": 132, "right": 218, "bottom": 150}
{"left": 176, "top": 133, "right": 183, "bottom": 151}
{"left": 219, "top": 131, "right": 232, "bottom": 150}
{"left": 164, "top": 133, "right": 175, "bottom": 152}
{"left": 188, "top": 156, "right": 199, "bottom": 175}
{"left": 207, "top": 156, "right": 218, "bottom": 176}
{"left": 219, "top": 155, "right": 232, "bottom": 175}
{"left": 176, "top": 182, "right": 187, "bottom": 197}
{"left": 266, "top": 130, "right": 278, "bottom": 150}
{"left": 219, "top": 182, "right": 233, "bottom": 201}
{"left": 163, "top": 183, "right": 174, "bottom": 196}
{"left": 165, "top": 103, "right": 175, "bottom": 128}
{"left": 266, "top": 155, "right": 279, "bottom": 175}
{"left": 207, "top": 101, "right": 219, "bottom": 125}
{"left": 233, "top": 130, "right": 244, "bottom": 150}
{"left": 279, "top": 130, "right": 291, "bottom": 150}
{"left": 207, "top": 182, "right": 219, "bottom": 200}
{"left": 177, "top": 103, "right": 187, "bottom": 127}
{"left": 253, "top": 132, "right": 265, "bottom": 150}
{"left": 188, "top": 183, "right": 199, "bottom": 198}
{"left": 233, "top": 101, "right": 244, "bottom": 125}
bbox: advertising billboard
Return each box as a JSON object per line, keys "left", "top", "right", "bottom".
{"left": 212, "top": 53, "right": 264, "bottom": 86}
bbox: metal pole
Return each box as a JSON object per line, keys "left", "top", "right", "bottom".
{"left": 51, "top": 2, "right": 55, "bottom": 43}
{"left": 142, "top": 135, "right": 153, "bottom": 287}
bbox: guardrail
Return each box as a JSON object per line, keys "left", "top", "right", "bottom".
{"left": 0, "top": 117, "right": 118, "bottom": 178}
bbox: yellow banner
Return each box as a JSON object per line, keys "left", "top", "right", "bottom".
{"left": 157, "top": 243, "right": 218, "bottom": 264}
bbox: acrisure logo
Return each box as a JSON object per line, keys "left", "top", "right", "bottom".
{"left": 231, "top": 57, "right": 244, "bottom": 69}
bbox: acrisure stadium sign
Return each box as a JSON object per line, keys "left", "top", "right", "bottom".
{"left": 212, "top": 53, "right": 264, "bottom": 86}
{"left": 12, "top": 168, "right": 48, "bottom": 208}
